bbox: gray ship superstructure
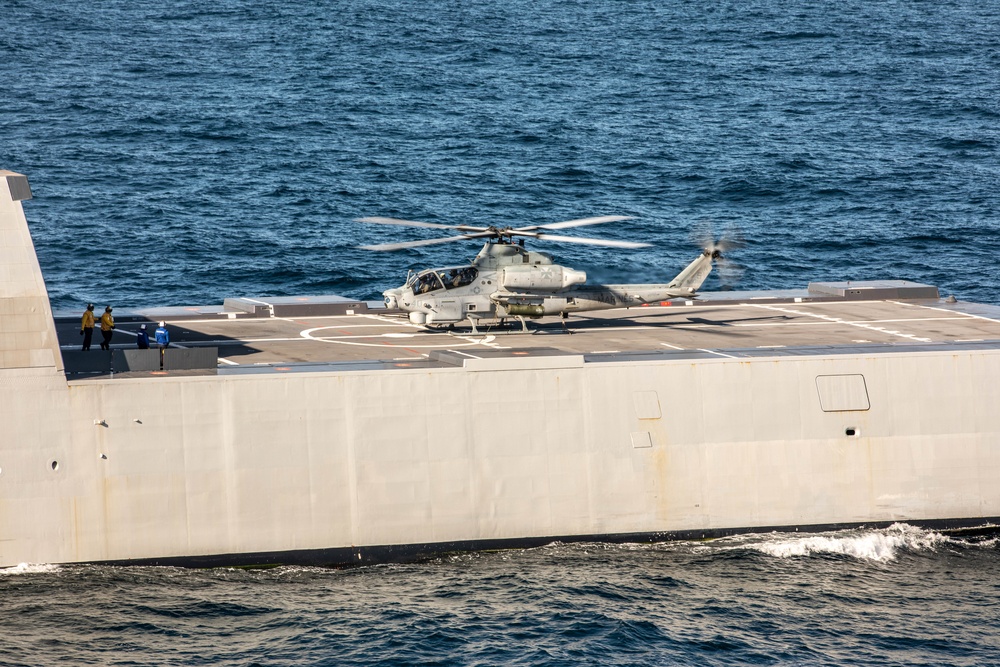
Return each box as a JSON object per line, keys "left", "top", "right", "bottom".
{"left": 2, "top": 170, "right": 999, "bottom": 568}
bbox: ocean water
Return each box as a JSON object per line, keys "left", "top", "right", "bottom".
{"left": 3, "top": 0, "right": 1000, "bottom": 665}
{"left": 2, "top": 527, "right": 999, "bottom": 666}
{"left": 3, "top": 0, "right": 1000, "bottom": 310}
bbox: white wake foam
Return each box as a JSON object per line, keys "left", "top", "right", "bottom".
{"left": 743, "top": 523, "right": 949, "bottom": 562}
{"left": 0, "top": 562, "right": 60, "bottom": 576}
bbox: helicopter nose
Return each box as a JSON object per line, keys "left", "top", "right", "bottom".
{"left": 382, "top": 288, "right": 402, "bottom": 310}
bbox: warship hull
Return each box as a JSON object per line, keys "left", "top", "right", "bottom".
{"left": 2, "top": 171, "right": 998, "bottom": 568}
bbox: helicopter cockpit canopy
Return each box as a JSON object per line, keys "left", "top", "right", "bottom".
{"left": 408, "top": 266, "right": 479, "bottom": 294}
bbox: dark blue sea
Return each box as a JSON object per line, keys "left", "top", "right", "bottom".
{"left": 3, "top": 0, "right": 1000, "bottom": 664}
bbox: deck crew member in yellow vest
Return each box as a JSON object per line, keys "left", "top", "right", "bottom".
{"left": 99, "top": 306, "right": 115, "bottom": 351}
{"left": 79, "top": 303, "right": 95, "bottom": 351}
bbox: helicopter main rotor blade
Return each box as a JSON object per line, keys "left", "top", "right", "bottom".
{"left": 356, "top": 217, "right": 489, "bottom": 233}
{"left": 517, "top": 215, "right": 634, "bottom": 232}
{"left": 516, "top": 231, "right": 651, "bottom": 249}
{"left": 357, "top": 214, "right": 646, "bottom": 250}
{"left": 359, "top": 232, "right": 495, "bottom": 252}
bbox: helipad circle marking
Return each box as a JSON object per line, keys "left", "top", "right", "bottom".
{"left": 300, "top": 326, "right": 483, "bottom": 349}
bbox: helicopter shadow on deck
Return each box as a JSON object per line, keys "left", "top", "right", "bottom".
{"left": 411, "top": 310, "right": 794, "bottom": 349}
{"left": 515, "top": 309, "right": 794, "bottom": 335}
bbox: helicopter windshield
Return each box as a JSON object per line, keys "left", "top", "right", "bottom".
{"left": 409, "top": 267, "right": 478, "bottom": 293}
{"left": 412, "top": 270, "right": 445, "bottom": 294}
{"left": 440, "top": 266, "right": 478, "bottom": 290}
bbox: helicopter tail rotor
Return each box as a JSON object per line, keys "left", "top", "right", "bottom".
{"left": 692, "top": 222, "right": 746, "bottom": 290}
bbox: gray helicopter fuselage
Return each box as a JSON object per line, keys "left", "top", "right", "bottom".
{"left": 382, "top": 241, "right": 717, "bottom": 327}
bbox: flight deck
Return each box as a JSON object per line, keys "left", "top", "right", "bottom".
{"left": 53, "top": 281, "right": 1000, "bottom": 378}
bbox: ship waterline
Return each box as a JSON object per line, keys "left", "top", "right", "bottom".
{"left": 2, "top": 171, "right": 999, "bottom": 568}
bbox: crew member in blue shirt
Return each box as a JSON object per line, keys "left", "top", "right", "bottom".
{"left": 155, "top": 322, "right": 170, "bottom": 348}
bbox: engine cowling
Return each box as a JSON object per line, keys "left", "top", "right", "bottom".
{"left": 500, "top": 265, "right": 586, "bottom": 291}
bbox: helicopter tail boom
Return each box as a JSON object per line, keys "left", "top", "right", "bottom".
{"left": 666, "top": 248, "right": 717, "bottom": 294}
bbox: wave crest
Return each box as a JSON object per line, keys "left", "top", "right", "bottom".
{"left": 740, "top": 523, "right": 950, "bottom": 562}
{"left": 0, "top": 563, "right": 60, "bottom": 576}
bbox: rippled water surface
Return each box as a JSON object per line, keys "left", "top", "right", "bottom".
{"left": 3, "top": 0, "right": 999, "bottom": 309}
{"left": 3, "top": 527, "right": 1000, "bottom": 666}
{"left": 3, "top": 1, "right": 1000, "bottom": 665}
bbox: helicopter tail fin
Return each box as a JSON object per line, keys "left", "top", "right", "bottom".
{"left": 667, "top": 249, "right": 717, "bottom": 293}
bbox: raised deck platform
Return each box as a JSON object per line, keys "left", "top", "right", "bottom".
{"left": 53, "top": 281, "right": 1000, "bottom": 378}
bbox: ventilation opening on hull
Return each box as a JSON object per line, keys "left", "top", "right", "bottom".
{"left": 846, "top": 427, "right": 859, "bottom": 437}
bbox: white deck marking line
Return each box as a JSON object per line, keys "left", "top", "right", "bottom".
{"left": 157, "top": 312, "right": 409, "bottom": 326}
{"left": 322, "top": 313, "right": 501, "bottom": 348}
{"left": 237, "top": 337, "right": 317, "bottom": 343}
{"left": 283, "top": 322, "right": 408, "bottom": 328}
{"left": 861, "top": 317, "right": 968, "bottom": 323}
{"left": 749, "top": 304, "right": 933, "bottom": 342}
{"left": 730, "top": 316, "right": 967, "bottom": 327}
{"left": 659, "top": 342, "right": 685, "bottom": 350}
{"left": 305, "top": 332, "right": 457, "bottom": 341}
{"left": 309, "top": 339, "right": 481, "bottom": 348}
{"left": 358, "top": 313, "right": 504, "bottom": 347}
{"left": 698, "top": 348, "right": 738, "bottom": 358}
{"left": 290, "top": 323, "right": 500, "bottom": 346}
{"left": 575, "top": 324, "right": 663, "bottom": 333}
{"left": 446, "top": 331, "right": 505, "bottom": 350}
{"left": 889, "top": 300, "right": 1000, "bottom": 324}
{"left": 170, "top": 318, "right": 403, "bottom": 327}
{"left": 299, "top": 326, "right": 482, "bottom": 349}
{"left": 448, "top": 350, "right": 484, "bottom": 359}
{"left": 359, "top": 312, "right": 427, "bottom": 329}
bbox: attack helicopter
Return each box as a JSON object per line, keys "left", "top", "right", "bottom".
{"left": 357, "top": 215, "right": 739, "bottom": 332}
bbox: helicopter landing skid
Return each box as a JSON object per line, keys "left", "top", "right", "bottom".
{"left": 462, "top": 316, "right": 538, "bottom": 336}
{"left": 458, "top": 316, "right": 577, "bottom": 336}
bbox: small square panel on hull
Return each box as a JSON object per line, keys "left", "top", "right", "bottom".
{"left": 815, "top": 374, "right": 871, "bottom": 412}
{"left": 632, "top": 391, "right": 661, "bottom": 420}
